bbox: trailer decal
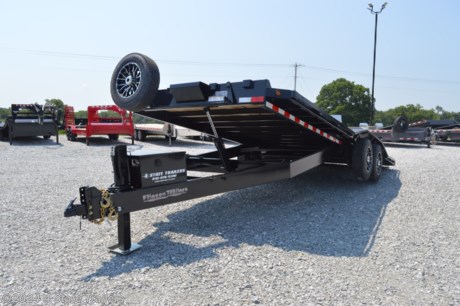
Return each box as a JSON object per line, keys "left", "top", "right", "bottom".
{"left": 143, "top": 168, "right": 186, "bottom": 183}
{"left": 142, "top": 187, "right": 188, "bottom": 203}
{"left": 265, "top": 102, "right": 341, "bottom": 144}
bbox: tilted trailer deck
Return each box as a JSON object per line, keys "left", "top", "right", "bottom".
{"left": 0, "top": 103, "right": 59, "bottom": 145}
{"left": 64, "top": 53, "right": 395, "bottom": 255}
{"left": 401, "top": 119, "right": 460, "bottom": 144}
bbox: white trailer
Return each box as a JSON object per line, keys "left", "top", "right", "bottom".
{"left": 134, "top": 123, "right": 206, "bottom": 141}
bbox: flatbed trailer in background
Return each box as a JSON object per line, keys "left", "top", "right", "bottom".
{"left": 0, "top": 103, "right": 59, "bottom": 145}
{"left": 64, "top": 53, "right": 395, "bottom": 255}
{"left": 64, "top": 105, "right": 134, "bottom": 145}
{"left": 436, "top": 124, "right": 460, "bottom": 142}
{"left": 134, "top": 123, "right": 207, "bottom": 142}
{"left": 369, "top": 116, "right": 436, "bottom": 148}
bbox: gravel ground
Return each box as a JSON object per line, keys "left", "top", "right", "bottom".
{"left": 0, "top": 135, "right": 459, "bottom": 305}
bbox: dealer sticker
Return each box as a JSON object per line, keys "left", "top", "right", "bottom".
{"left": 142, "top": 168, "right": 186, "bottom": 184}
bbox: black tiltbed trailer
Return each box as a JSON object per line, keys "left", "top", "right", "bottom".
{"left": 369, "top": 116, "right": 436, "bottom": 148}
{"left": 64, "top": 53, "right": 395, "bottom": 255}
{"left": 0, "top": 103, "right": 59, "bottom": 145}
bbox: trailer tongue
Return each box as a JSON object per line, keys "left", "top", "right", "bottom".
{"left": 64, "top": 53, "right": 395, "bottom": 255}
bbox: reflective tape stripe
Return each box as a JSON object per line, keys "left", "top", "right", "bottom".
{"left": 238, "top": 96, "right": 265, "bottom": 103}
{"left": 399, "top": 138, "right": 419, "bottom": 141}
{"left": 265, "top": 102, "right": 341, "bottom": 144}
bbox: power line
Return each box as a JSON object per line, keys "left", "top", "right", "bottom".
{"left": 1, "top": 47, "right": 459, "bottom": 84}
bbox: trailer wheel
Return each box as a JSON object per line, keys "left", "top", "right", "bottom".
{"left": 137, "top": 130, "right": 146, "bottom": 141}
{"left": 352, "top": 137, "right": 373, "bottom": 181}
{"left": 43, "top": 135, "right": 51, "bottom": 139}
{"left": 110, "top": 53, "right": 160, "bottom": 112}
{"left": 393, "top": 116, "right": 408, "bottom": 132}
{"left": 370, "top": 144, "right": 383, "bottom": 182}
{"left": 108, "top": 134, "right": 119, "bottom": 140}
{"left": 426, "top": 127, "right": 435, "bottom": 148}
{"left": 135, "top": 130, "right": 146, "bottom": 141}
{"left": 165, "top": 135, "right": 177, "bottom": 141}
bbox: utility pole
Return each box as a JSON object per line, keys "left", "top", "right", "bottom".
{"left": 368, "top": 2, "right": 388, "bottom": 124}
{"left": 292, "top": 63, "right": 304, "bottom": 91}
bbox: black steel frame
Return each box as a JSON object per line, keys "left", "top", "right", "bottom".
{"left": 64, "top": 79, "right": 395, "bottom": 255}
{"left": 75, "top": 145, "right": 331, "bottom": 254}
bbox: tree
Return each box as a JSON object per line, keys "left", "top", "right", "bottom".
{"left": 374, "top": 104, "right": 441, "bottom": 126}
{"left": 74, "top": 110, "right": 88, "bottom": 118}
{"left": 44, "top": 98, "right": 65, "bottom": 123}
{"left": 316, "top": 78, "right": 372, "bottom": 126}
{"left": 0, "top": 107, "right": 11, "bottom": 120}
{"left": 45, "top": 99, "right": 64, "bottom": 113}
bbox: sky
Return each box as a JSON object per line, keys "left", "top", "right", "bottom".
{"left": 0, "top": 0, "right": 459, "bottom": 112}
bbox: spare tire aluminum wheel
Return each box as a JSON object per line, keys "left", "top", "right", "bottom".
{"left": 110, "top": 53, "right": 160, "bottom": 112}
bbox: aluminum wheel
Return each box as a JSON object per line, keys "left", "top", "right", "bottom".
{"left": 375, "top": 151, "right": 382, "bottom": 176}
{"left": 116, "top": 62, "right": 141, "bottom": 98}
{"left": 370, "top": 143, "right": 383, "bottom": 182}
{"left": 366, "top": 147, "right": 373, "bottom": 172}
{"left": 111, "top": 53, "right": 160, "bottom": 111}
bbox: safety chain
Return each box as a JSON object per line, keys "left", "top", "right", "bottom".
{"left": 89, "top": 189, "right": 118, "bottom": 224}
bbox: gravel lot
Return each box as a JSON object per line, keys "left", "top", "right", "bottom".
{"left": 0, "top": 135, "right": 459, "bottom": 305}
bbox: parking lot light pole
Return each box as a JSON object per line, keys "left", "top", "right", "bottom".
{"left": 368, "top": 2, "right": 387, "bottom": 124}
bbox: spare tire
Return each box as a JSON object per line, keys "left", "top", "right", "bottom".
{"left": 110, "top": 53, "right": 160, "bottom": 112}
{"left": 393, "top": 116, "right": 408, "bottom": 132}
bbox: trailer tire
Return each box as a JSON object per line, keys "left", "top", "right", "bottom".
{"left": 165, "top": 135, "right": 177, "bottom": 141}
{"left": 110, "top": 53, "right": 160, "bottom": 112}
{"left": 426, "top": 127, "right": 435, "bottom": 148}
{"left": 139, "top": 130, "right": 146, "bottom": 141}
{"left": 108, "top": 134, "right": 119, "bottom": 140}
{"left": 43, "top": 135, "right": 51, "bottom": 139}
{"left": 393, "top": 116, "right": 408, "bottom": 132}
{"left": 370, "top": 144, "right": 383, "bottom": 182}
{"left": 352, "top": 137, "right": 373, "bottom": 181}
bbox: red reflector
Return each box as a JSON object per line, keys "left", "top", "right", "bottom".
{"left": 250, "top": 96, "right": 265, "bottom": 103}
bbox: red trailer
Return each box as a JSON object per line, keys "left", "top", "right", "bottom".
{"left": 65, "top": 105, "right": 134, "bottom": 145}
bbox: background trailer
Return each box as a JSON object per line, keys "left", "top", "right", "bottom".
{"left": 0, "top": 103, "right": 59, "bottom": 145}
